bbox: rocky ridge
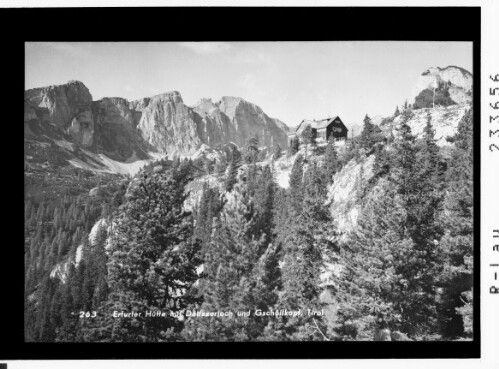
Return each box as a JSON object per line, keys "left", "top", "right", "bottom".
{"left": 25, "top": 81, "right": 289, "bottom": 174}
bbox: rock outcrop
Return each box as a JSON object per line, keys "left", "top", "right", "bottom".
{"left": 326, "top": 155, "right": 375, "bottom": 238}
{"left": 378, "top": 104, "right": 470, "bottom": 146}
{"left": 133, "top": 92, "right": 289, "bottom": 157}
{"left": 135, "top": 92, "right": 203, "bottom": 156}
{"left": 413, "top": 66, "right": 472, "bottom": 105}
{"left": 192, "top": 96, "right": 289, "bottom": 152}
{"left": 25, "top": 80, "right": 95, "bottom": 147}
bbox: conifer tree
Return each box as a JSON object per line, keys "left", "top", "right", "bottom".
{"left": 270, "top": 163, "right": 334, "bottom": 341}
{"left": 83, "top": 166, "right": 201, "bottom": 342}
{"left": 334, "top": 112, "right": 445, "bottom": 339}
{"left": 225, "top": 147, "right": 241, "bottom": 192}
{"left": 183, "top": 181, "right": 275, "bottom": 341}
{"left": 288, "top": 137, "right": 300, "bottom": 156}
{"left": 333, "top": 180, "right": 416, "bottom": 340}
{"left": 324, "top": 137, "right": 340, "bottom": 184}
{"left": 437, "top": 107, "right": 474, "bottom": 338}
{"left": 251, "top": 165, "right": 277, "bottom": 244}
{"left": 245, "top": 135, "right": 259, "bottom": 164}
{"left": 360, "top": 114, "right": 382, "bottom": 153}
{"left": 288, "top": 154, "right": 304, "bottom": 215}
{"left": 411, "top": 111, "right": 443, "bottom": 244}
{"left": 194, "top": 183, "right": 222, "bottom": 257}
{"left": 273, "top": 143, "right": 282, "bottom": 160}
{"left": 301, "top": 124, "right": 314, "bottom": 159}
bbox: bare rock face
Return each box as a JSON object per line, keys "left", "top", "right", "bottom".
{"left": 413, "top": 66, "right": 472, "bottom": 105}
{"left": 326, "top": 155, "right": 375, "bottom": 238}
{"left": 217, "top": 96, "right": 288, "bottom": 149}
{"left": 135, "top": 93, "right": 289, "bottom": 157}
{"left": 25, "top": 80, "right": 95, "bottom": 147}
{"left": 93, "top": 97, "right": 135, "bottom": 128}
{"left": 135, "top": 91, "right": 203, "bottom": 157}
{"left": 193, "top": 96, "right": 289, "bottom": 149}
{"left": 68, "top": 110, "right": 94, "bottom": 147}
{"left": 92, "top": 97, "right": 150, "bottom": 161}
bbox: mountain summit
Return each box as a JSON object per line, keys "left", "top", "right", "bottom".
{"left": 413, "top": 66, "right": 472, "bottom": 106}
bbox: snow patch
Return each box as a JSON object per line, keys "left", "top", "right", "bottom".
{"left": 96, "top": 154, "right": 150, "bottom": 176}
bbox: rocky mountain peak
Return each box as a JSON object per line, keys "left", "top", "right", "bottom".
{"left": 150, "top": 90, "right": 183, "bottom": 104}
{"left": 414, "top": 65, "right": 472, "bottom": 105}
{"left": 129, "top": 91, "right": 183, "bottom": 112}
{"left": 194, "top": 98, "right": 219, "bottom": 116}
{"left": 25, "top": 80, "right": 95, "bottom": 147}
{"left": 25, "top": 80, "right": 93, "bottom": 127}
{"left": 218, "top": 96, "right": 246, "bottom": 119}
{"left": 421, "top": 66, "right": 472, "bottom": 89}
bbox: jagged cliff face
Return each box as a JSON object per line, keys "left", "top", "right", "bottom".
{"left": 134, "top": 92, "right": 204, "bottom": 157}
{"left": 25, "top": 80, "right": 95, "bottom": 147}
{"left": 193, "top": 97, "right": 288, "bottom": 151}
{"left": 91, "top": 97, "right": 151, "bottom": 162}
{"left": 134, "top": 94, "right": 289, "bottom": 157}
{"left": 24, "top": 81, "right": 290, "bottom": 171}
{"left": 414, "top": 66, "right": 472, "bottom": 105}
{"left": 326, "top": 155, "right": 375, "bottom": 238}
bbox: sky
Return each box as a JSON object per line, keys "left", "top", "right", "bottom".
{"left": 25, "top": 41, "right": 472, "bottom": 129}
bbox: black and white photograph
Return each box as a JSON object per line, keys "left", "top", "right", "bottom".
{"left": 23, "top": 40, "right": 475, "bottom": 343}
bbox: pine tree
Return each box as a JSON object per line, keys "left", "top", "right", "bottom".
{"left": 334, "top": 112, "right": 445, "bottom": 340}
{"left": 391, "top": 111, "right": 418, "bottom": 197}
{"left": 273, "top": 143, "right": 282, "bottom": 160}
{"left": 183, "top": 181, "right": 275, "bottom": 341}
{"left": 245, "top": 135, "right": 259, "bottom": 164}
{"left": 288, "top": 137, "right": 300, "bottom": 157}
{"left": 410, "top": 111, "right": 443, "bottom": 244}
{"left": 301, "top": 124, "right": 314, "bottom": 159}
{"left": 332, "top": 179, "right": 414, "bottom": 340}
{"left": 194, "top": 183, "right": 222, "bottom": 257}
{"left": 270, "top": 163, "right": 334, "bottom": 341}
{"left": 83, "top": 167, "right": 201, "bottom": 342}
{"left": 437, "top": 107, "right": 474, "bottom": 338}
{"left": 324, "top": 137, "right": 339, "bottom": 184}
{"left": 360, "top": 114, "right": 382, "bottom": 153}
{"left": 288, "top": 154, "right": 304, "bottom": 215}
{"left": 251, "top": 165, "right": 277, "bottom": 244}
{"left": 225, "top": 147, "right": 241, "bottom": 192}
{"left": 373, "top": 144, "right": 392, "bottom": 179}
